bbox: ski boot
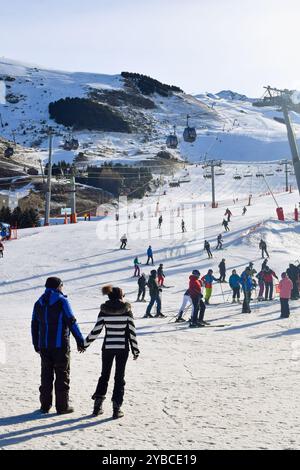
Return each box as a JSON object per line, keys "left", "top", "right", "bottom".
{"left": 112, "top": 402, "right": 124, "bottom": 419}
{"left": 189, "top": 322, "right": 200, "bottom": 328}
{"left": 143, "top": 313, "right": 154, "bottom": 318}
{"left": 92, "top": 396, "right": 105, "bottom": 416}
{"left": 231, "top": 299, "right": 236, "bottom": 304}
{"left": 155, "top": 313, "right": 166, "bottom": 318}
{"left": 201, "top": 320, "right": 210, "bottom": 326}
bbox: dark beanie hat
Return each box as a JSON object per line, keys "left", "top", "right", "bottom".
{"left": 45, "top": 277, "right": 62, "bottom": 289}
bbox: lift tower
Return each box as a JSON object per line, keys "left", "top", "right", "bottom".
{"left": 260, "top": 86, "right": 300, "bottom": 195}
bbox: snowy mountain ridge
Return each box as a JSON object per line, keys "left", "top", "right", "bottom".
{"left": 0, "top": 57, "right": 300, "bottom": 168}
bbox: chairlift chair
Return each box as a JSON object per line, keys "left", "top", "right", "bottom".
{"left": 233, "top": 168, "right": 242, "bottom": 180}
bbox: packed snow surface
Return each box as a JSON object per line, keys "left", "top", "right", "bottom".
{"left": 1, "top": 164, "right": 300, "bottom": 450}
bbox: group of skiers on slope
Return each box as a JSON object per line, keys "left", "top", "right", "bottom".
{"left": 31, "top": 278, "right": 139, "bottom": 420}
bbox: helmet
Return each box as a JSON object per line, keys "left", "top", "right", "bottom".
{"left": 192, "top": 269, "right": 200, "bottom": 276}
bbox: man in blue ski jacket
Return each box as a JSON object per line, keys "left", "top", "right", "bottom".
{"left": 240, "top": 268, "right": 253, "bottom": 313}
{"left": 31, "top": 277, "right": 84, "bottom": 414}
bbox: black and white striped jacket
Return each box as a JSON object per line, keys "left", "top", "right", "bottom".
{"left": 84, "top": 300, "right": 140, "bottom": 356}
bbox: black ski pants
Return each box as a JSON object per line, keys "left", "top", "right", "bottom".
{"left": 242, "top": 290, "right": 251, "bottom": 313}
{"left": 93, "top": 350, "right": 129, "bottom": 406}
{"left": 265, "top": 282, "right": 273, "bottom": 300}
{"left": 232, "top": 286, "right": 240, "bottom": 299}
{"left": 146, "top": 256, "right": 154, "bottom": 265}
{"left": 137, "top": 286, "right": 146, "bottom": 300}
{"left": 120, "top": 241, "right": 127, "bottom": 249}
{"left": 280, "top": 298, "right": 290, "bottom": 318}
{"left": 206, "top": 249, "right": 213, "bottom": 258}
{"left": 39, "top": 348, "right": 70, "bottom": 412}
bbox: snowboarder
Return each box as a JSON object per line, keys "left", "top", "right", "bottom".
{"left": 222, "top": 219, "right": 230, "bottom": 232}
{"left": 201, "top": 269, "right": 219, "bottom": 305}
{"left": 84, "top": 285, "right": 139, "bottom": 419}
{"left": 157, "top": 263, "right": 165, "bottom": 287}
{"left": 120, "top": 234, "right": 128, "bottom": 250}
{"left": 259, "top": 239, "right": 269, "bottom": 258}
{"left": 278, "top": 272, "right": 293, "bottom": 318}
{"left": 218, "top": 259, "right": 226, "bottom": 282}
{"left": 189, "top": 270, "right": 207, "bottom": 327}
{"left": 137, "top": 273, "right": 147, "bottom": 302}
{"left": 204, "top": 240, "right": 213, "bottom": 258}
{"left": 0, "top": 240, "right": 4, "bottom": 258}
{"left": 224, "top": 208, "right": 232, "bottom": 222}
{"left": 146, "top": 245, "right": 154, "bottom": 265}
{"left": 286, "top": 263, "right": 300, "bottom": 300}
{"left": 262, "top": 266, "right": 278, "bottom": 300}
{"left": 133, "top": 256, "right": 141, "bottom": 277}
{"left": 240, "top": 267, "right": 252, "bottom": 313}
{"left": 229, "top": 269, "right": 241, "bottom": 303}
{"left": 144, "top": 270, "right": 165, "bottom": 318}
{"left": 31, "top": 277, "right": 85, "bottom": 414}
{"left": 181, "top": 219, "right": 186, "bottom": 233}
{"left": 242, "top": 206, "right": 247, "bottom": 216}
{"left": 216, "top": 234, "right": 223, "bottom": 250}
{"left": 158, "top": 215, "right": 163, "bottom": 229}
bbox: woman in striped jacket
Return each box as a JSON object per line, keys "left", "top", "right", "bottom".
{"left": 84, "top": 285, "right": 139, "bottom": 419}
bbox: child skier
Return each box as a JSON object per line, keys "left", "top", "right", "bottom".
{"left": 229, "top": 269, "right": 241, "bottom": 303}
{"left": 157, "top": 263, "right": 165, "bottom": 287}
{"left": 201, "top": 269, "right": 219, "bottom": 305}
{"left": 137, "top": 273, "right": 147, "bottom": 302}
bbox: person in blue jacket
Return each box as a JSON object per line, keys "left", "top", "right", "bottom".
{"left": 146, "top": 245, "right": 154, "bottom": 265}
{"left": 229, "top": 269, "right": 241, "bottom": 303}
{"left": 240, "top": 267, "right": 252, "bottom": 313}
{"left": 31, "top": 277, "right": 85, "bottom": 414}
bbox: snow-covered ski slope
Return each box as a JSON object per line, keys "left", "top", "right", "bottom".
{"left": 1, "top": 165, "right": 300, "bottom": 450}
{"left": 1, "top": 58, "right": 300, "bottom": 166}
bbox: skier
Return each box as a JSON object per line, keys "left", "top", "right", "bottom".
{"left": 144, "top": 270, "right": 165, "bottom": 318}
{"left": 216, "top": 234, "right": 223, "bottom": 250}
{"left": 286, "top": 263, "right": 300, "bottom": 300}
{"left": 278, "top": 272, "right": 293, "bottom": 318}
{"left": 120, "top": 234, "right": 127, "bottom": 250}
{"left": 31, "top": 277, "right": 85, "bottom": 414}
{"left": 83, "top": 285, "right": 139, "bottom": 419}
{"left": 137, "top": 273, "right": 147, "bottom": 302}
{"left": 262, "top": 266, "right": 278, "bottom": 301}
{"left": 201, "top": 269, "right": 219, "bottom": 305}
{"left": 0, "top": 240, "right": 4, "bottom": 258}
{"left": 176, "top": 288, "right": 192, "bottom": 323}
{"left": 133, "top": 256, "right": 141, "bottom": 277}
{"left": 242, "top": 206, "right": 247, "bottom": 216}
{"left": 133, "top": 211, "right": 137, "bottom": 219}
{"left": 256, "top": 269, "right": 265, "bottom": 301}
{"left": 240, "top": 267, "right": 252, "bottom": 313}
{"left": 204, "top": 240, "right": 213, "bottom": 259}
{"left": 224, "top": 208, "right": 232, "bottom": 222}
{"left": 181, "top": 219, "right": 186, "bottom": 233}
{"left": 222, "top": 219, "right": 230, "bottom": 232}
{"left": 157, "top": 263, "right": 165, "bottom": 287}
{"left": 261, "top": 258, "right": 268, "bottom": 271}
{"left": 189, "top": 270, "right": 207, "bottom": 328}
{"left": 218, "top": 259, "right": 226, "bottom": 282}
{"left": 115, "top": 213, "right": 119, "bottom": 222}
{"left": 146, "top": 245, "right": 154, "bottom": 265}
{"left": 229, "top": 269, "right": 241, "bottom": 303}
{"left": 158, "top": 215, "right": 163, "bottom": 229}
{"left": 259, "top": 239, "right": 269, "bottom": 258}
{"left": 247, "top": 262, "right": 257, "bottom": 289}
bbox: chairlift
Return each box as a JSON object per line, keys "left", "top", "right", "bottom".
{"left": 63, "top": 131, "right": 79, "bottom": 151}
{"left": 215, "top": 168, "right": 225, "bottom": 176}
{"left": 203, "top": 169, "right": 212, "bottom": 179}
{"left": 265, "top": 167, "right": 274, "bottom": 176}
{"left": 179, "top": 175, "right": 191, "bottom": 183}
{"left": 256, "top": 170, "right": 264, "bottom": 177}
{"left": 243, "top": 167, "right": 253, "bottom": 177}
{"left": 275, "top": 167, "right": 283, "bottom": 172}
{"left": 166, "top": 125, "right": 178, "bottom": 149}
{"left": 169, "top": 179, "right": 180, "bottom": 187}
{"left": 233, "top": 168, "right": 242, "bottom": 180}
{"left": 183, "top": 115, "right": 197, "bottom": 143}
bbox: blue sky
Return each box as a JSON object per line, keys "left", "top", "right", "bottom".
{"left": 1, "top": 0, "right": 300, "bottom": 96}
